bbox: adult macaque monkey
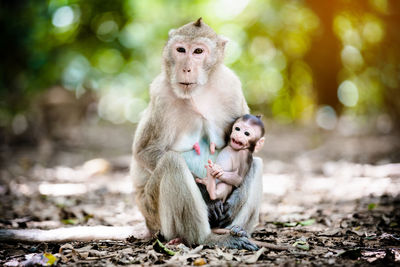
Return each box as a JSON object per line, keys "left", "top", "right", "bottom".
{"left": 0, "top": 19, "right": 263, "bottom": 248}
{"left": 131, "top": 18, "right": 263, "bottom": 250}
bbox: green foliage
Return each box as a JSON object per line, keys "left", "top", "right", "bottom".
{"left": 1, "top": 0, "right": 399, "bottom": 127}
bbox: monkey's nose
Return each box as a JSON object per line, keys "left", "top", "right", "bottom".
{"left": 183, "top": 68, "right": 191, "bottom": 73}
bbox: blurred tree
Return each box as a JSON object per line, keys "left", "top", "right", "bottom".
{"left": 306, "top": 0, "right": 342, "bottom": 109}
{"left": 0, "top": 0, "right": 46, "bottom": 117}
{"left": 0, "top": 0, "right": 399, "bottom": 136}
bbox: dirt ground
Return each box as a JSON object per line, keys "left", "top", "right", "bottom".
{"left": 0, "top": 120, "right": 400, "bottom": 266}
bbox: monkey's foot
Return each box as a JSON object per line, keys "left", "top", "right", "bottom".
{"left": 229, "top": 225, "right": 249, "bottom": 238}
{"left": 193, "top": 142, "right": 201, "bottom": 155}
{"left": 167, "top": 237, "right": 183, "bottom": 245}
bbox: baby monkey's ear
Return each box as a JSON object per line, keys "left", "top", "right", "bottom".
{"left": 254, "top": 137, "right": 265, "bottom": 153}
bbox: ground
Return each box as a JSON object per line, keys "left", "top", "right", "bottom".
{"left": 0, "top": 120, "right": 399, "bottom": 266}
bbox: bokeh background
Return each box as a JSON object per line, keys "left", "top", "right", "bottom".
{"left": 1, "top": 2, "right": 400, "bottom": 265}
{"left": 0, "top": 0, "right": 399, "bottom": 150}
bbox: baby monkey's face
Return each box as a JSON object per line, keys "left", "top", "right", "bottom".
{"left": 229, "top": 120, "right": 262, "bottom": 151}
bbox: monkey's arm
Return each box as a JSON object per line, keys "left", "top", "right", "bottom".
{"left": 210, "top": 149, "right": 243, "bottom": 187}
{"left": 133, "top": 100, "right": 172, "bottom": 172}
{"left": 217, "top": 170, "right": 243, "bottom": 187}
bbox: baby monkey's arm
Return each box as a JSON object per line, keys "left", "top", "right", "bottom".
{"left": 217, "top": 169, "right": 243, "bottom": 187}
{"left": 207, "top": 160, "right": 243, "bottom": 187}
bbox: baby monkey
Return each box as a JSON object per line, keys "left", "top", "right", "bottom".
{"left": 196, "top": 114, "right": 265, "bottom": 202}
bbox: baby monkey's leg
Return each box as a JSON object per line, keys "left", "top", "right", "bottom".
{"left": 215, "top": 182, "right": 233, "bottom": 202}
{"left": 195, "top": 166, "right": 217, "bottom": 200}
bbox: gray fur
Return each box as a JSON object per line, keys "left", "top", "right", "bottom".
{"left": 131, "top": 19, "right": 262, "bottom": 249}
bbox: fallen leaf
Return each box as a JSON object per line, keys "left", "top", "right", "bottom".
{"left": 244, "top": 247, "right": 266, "bottom": 264}
{"left": 191, "top": 245, "right": 203, "bottom": 254}
{"left": 293, "top": 237, "right": 310, "bottom": 251}
{"left": 43, "top": 253, "right": 58, "bottom": 265}
{"left": 193, "top": 258, "right": 207, "bottom": 266}
{"left": 284, "top": 222, "right": 298, "bottom": 227}
{"left": 82, "top": 158, "right": 111, "bottom": 176}
{"left": 299, "top": 219, "right": 315, "bottom": 226}
{"left": 153, "top": 239, "right": 176, "bottom": 256}
{"left": 362, "top": 250, "right": 386, "bottom": 263}
{"left": 216, "top": 247, "right": 233, "bottom": 261}
{"left": 4, "top": 259, "right": 19, "bottom": 266}
{"left": 338, "top": 248, "right": 362, "bottom": 260}
{"left": 368, "top": 203, "right": 377, "bottom": 210}
{"left": 61, "top": 219, "right": 78, "bottom": 225}
{"left": 318, "top": 229, "right": 342, "bottom": 236}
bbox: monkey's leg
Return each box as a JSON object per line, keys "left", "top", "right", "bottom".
{"left": 215, "top": 182, "right": 232, "bottom": 202}
{"left": 205, "top": 166, "right": 217, "bottom": 200}
{"left": 157, "top": 151, "right": 258, "bottom": 250}
{"left": 195, "top": 166, "right": 217, "bottom": 200}
{"left": 158, "top": 151, "right": 210, "bottom": 244}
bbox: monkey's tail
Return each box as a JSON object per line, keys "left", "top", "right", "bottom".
{"left": 0, "top": 224, "right": 150, "bottom": 243}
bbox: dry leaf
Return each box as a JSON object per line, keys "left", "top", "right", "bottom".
{"left": 244, "top": 247, "right": 266, "bottom": 264}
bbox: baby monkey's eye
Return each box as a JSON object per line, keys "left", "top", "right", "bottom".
{"left": 244, "top": 132, "right": 250, "bottom": 136}
{"left": 235, "top": 127, "right": 240, "bottom": 131}
{"left": 193, "top": 48, "right": 203, "bottom": 54}
{"left": 176, "top": 47, "right": 186, "bottom": 53}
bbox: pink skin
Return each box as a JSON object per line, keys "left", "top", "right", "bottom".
{"left": 168, "top": 238, "right": 183, "bottom": 245}
{"left": 229, "top": 120, "right": 261, "bottom": 151}
{"left": 195, "top": 161, "right": 218, "bottom": 200}
{"left": 207, "top": 159, "right": 223, "bottom": 178}
{"left": 210, "top": 142, "right": 216, "bottom": 155}
{"left": 196, "top": 120, "right": 264, "bottom": 200}
{"left": 172, "top": 42, "right": 209, "bottom": 92}
{"left": 192, "top": 142, "right": 216, "bottom": 155}
{"left": 193, "top": 142, "right": 201, "bottom": 155}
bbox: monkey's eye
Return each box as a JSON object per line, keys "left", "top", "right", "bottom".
{"left": 176, "top": 47, "right": 186, "bottom": 53}
{"left": 235, "top": 127, "right": 240, "bottom": 131}
{"left": 244, "top": 131, "right": 250, "bottom": 136}
{"left": 193, "top": 48, "right": 203, "bottom": 54}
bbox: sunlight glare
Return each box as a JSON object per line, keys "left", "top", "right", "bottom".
{"left": 338, "top": 80, "right": 359, "bottom": 107}
{"left": 52, "top": 6, "right": 74, "bottom": 28}
{"left": 316, "top": 105, "right": 337, "bottom": 130}
{"left": 39, "top": 183, "right": 87, "bottom": 196}
{"left": 212, "top": 0, "right": 250, "bottom": 20}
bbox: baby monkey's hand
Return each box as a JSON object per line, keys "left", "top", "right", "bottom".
{"left": 207, "top": 159, "right": 224, "bottom": 178}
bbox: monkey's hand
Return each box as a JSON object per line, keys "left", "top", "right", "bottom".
{"left": 208, "top": 160, "right": 224, "bottom": 178}
{"left": 209, "top": 142, "right": 216, "bottom": 155}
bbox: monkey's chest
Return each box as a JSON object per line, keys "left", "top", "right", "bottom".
{"left": 171, "top": 117, "right": 204, "bottom": 152}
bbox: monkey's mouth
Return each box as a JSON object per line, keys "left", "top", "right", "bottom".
{"left": 179, "top": 82, "right": 196, "bottom": 90}
{"left": 231, "top": 138, "right": 244, "bottom": 149}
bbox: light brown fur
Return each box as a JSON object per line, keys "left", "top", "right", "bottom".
{"left": 0, "top": 20, "right": 262, "bottom": 247}
{"left": 131, "top": 19, "right": 262, "bottom": 249}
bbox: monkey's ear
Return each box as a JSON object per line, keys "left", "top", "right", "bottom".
{"left": 254, "top": 137, "right": 265, "bottom": 153}
{"left": 218, "top": 35, "right": 229, "bottom": 48}
{"left": 194, "top": 17, "right": 203, "bottom": 27}
{"left": 168, "top": 29, "right": 177, "bottom": 38}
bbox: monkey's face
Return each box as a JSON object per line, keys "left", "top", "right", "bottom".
{"left": 229, "top": 120, "right": 262, "bottom": 151}
{"left": 167, "top": 38, "right": 216, "bottom": 98}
